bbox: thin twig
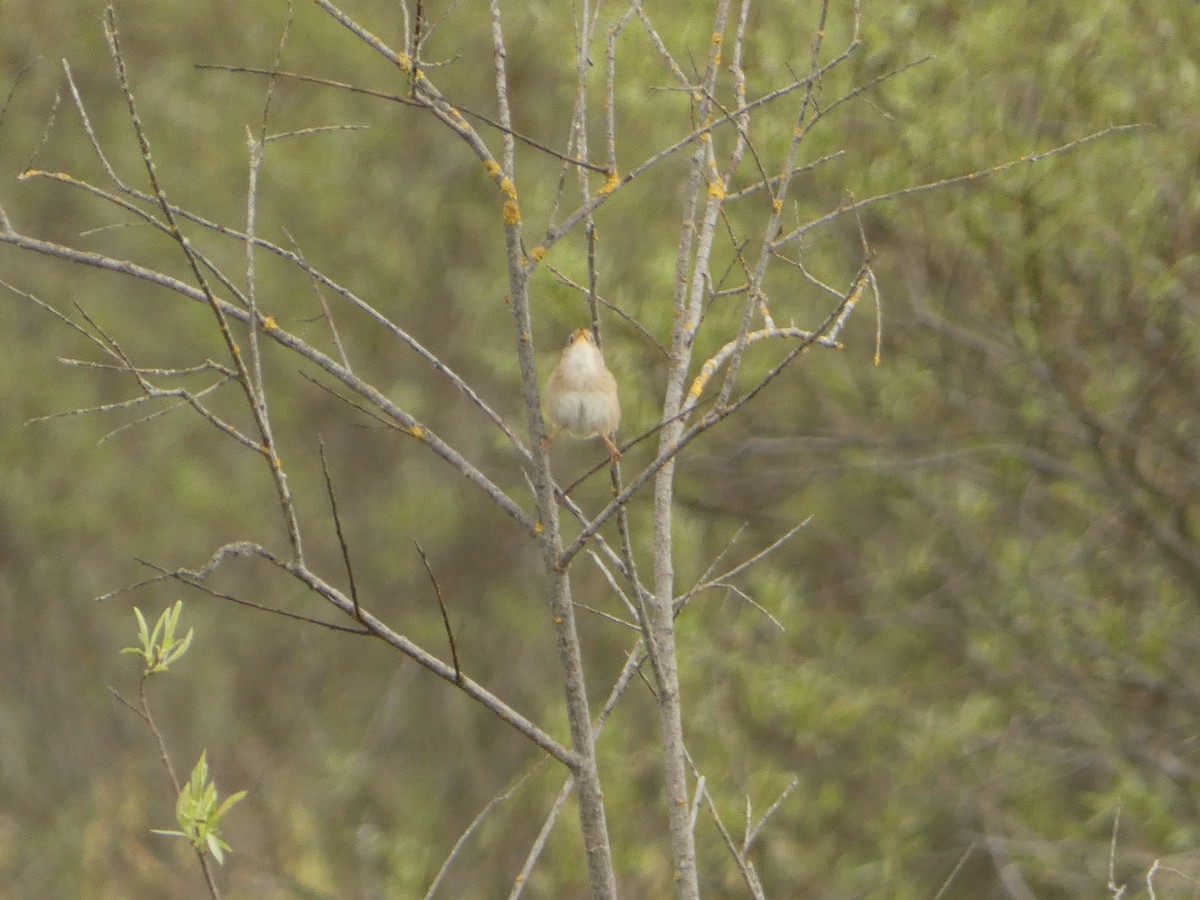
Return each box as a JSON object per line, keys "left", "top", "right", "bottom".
{"left": 319, "top": 437, "right": 361, "bottom": 621}
{"left": 416, "top": 541, "right": 461, "bottom": 683}
{"left": 130, "top": 670, "right": 222, "bottom": 899}
{"left": 933, "top": 840, "right": 978, "bottom": 900}
{"left": 773, "top": 124, "right": 1145, "bottom": 249}
{"left": 1107, "top": 803, "right": 1125, "bottom": 899}
{"left": 197, "top": 64, "right": 607, "bottom": 173}
{"left": 743, "top": 777, "right": 800, "bottom": 852}
{"left": 686, "top": 753, "right": 765, "bottom": 900}
{"left": 676, "top": 519, "right": 811, "bottom": 612}
{"left": 117, "top": 557, "right": 369, "bottom": 634}
{"left": 426, "top": 766, "right": 542, "bottom": 900}
{"left": 508, "top": 776, "right": 575, "bottom": 900}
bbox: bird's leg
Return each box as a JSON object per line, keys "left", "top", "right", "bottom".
{"left": 600, "top": 433, "right": 622, "bottom": 463}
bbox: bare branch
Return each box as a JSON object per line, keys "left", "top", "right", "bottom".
{"left": 106, "top": 5, "right": 306, "bottom": 564}
{"left": 687, "top": 755, "right": 766, "bottom": 900}
{"left": 0, "top": 230, "right": 538, "bottom": 533}
{"left": 106, "top": 540, "right": 578, "bottom": 768}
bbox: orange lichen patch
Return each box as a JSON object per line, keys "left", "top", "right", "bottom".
{"left": 772, "top": 197, "right": 784, "bottom": 214}
{"left": 408, "top": 425, "right": 425, "bottom": 440}
{"left": 708, "top": 180, "right": 726, "bottom": 199}
{"left": 397, "top": 52, "right": 413, "bottom": 72}
{"left": 530, "top": 246, "right": 547, "bottom": 262}
{"left": 261, "top": 316, "right": 277, "bottom": 330}
{"left": 484, "top": 159, "right": 502, "bottom": 178}
{"left": 503, "top": 200, "right": 521, "bottom": 225}
{"left": 499, "top": 176, "right": 517, "bottom": 199}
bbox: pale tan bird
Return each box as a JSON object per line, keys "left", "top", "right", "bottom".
{"left": 544, "top": 327, "right": 622, "bottom": 462}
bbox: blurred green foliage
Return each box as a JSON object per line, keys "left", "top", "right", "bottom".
{"left": 2, "top": 0, "right": 1198, "bottom": 898}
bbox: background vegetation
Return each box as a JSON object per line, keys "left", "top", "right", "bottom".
{"left": 1, "top": 0, "right": 1197, "bottom": 897}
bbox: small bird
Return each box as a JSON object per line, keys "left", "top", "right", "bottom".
{"left": 544, "top": 327, "right": 622, "bottom": 462}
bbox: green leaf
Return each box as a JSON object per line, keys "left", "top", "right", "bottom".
{"left": 122, "top": 601, "right": 193, "bottom": 675}
{"left": 153, "top": 750, "right": 246, "bottom": 867}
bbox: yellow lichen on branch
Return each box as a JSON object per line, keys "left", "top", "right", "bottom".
{"left": 687, "top": 357, "right": 718, "bottom": 400}
{"left": 598, "top": 170, "right": 621, "bottom": 196}
{"left": 494, "top": 175, "right": 520, "bottom": 224}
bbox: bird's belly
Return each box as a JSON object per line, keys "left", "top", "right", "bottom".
{"left": 551, "top": 391, "right": 612, "bottom": 435}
